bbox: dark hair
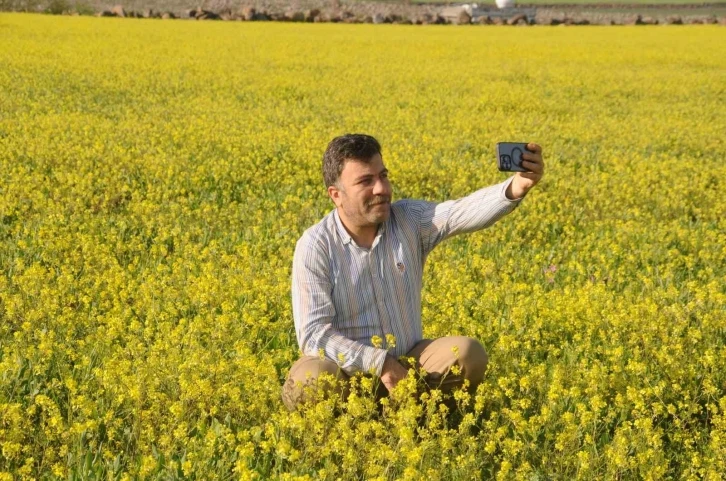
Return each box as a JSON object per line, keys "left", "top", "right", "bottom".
{"left": 322, "top": 134, "right": 381, "bottom": 188}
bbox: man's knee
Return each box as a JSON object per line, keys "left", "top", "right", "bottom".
{"left": 454, "top": 337, "right": 488, "bottom": 386}
{"left": 281, "top": 356, "right": 349, "bottom": 411}
{"left": 415, "top": 336, "right": 489, "bottom": 391}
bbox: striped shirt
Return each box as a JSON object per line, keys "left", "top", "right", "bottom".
{"left": 292, "top": 176, "right": 522, "bottom": 377}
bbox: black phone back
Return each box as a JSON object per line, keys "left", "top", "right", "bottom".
{"left": 496, "top": 142, "right": 529, "bottom": 172}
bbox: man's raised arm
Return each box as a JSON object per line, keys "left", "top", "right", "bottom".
{"left": 292, "top": 234, "right": 389, "bottom": 377}
{"left": 406, "top": 176, "right": 520, "bottom": 257}
{"left": 413, "top": 143, "right": 545, "bottom": 256}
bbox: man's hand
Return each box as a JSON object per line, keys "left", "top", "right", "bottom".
{"left": 380, "top": 355, "right": 408, "bottom": 392}
{"left": 506, "top": 143, "right": 544, "bottom": 200}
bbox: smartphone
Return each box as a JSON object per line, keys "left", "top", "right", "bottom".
{"left": 496, "top": 142, "right": 530, "bottom": 172}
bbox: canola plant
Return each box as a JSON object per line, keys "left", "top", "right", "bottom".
{"left": 0, "top": 14, "right": 725, "bottom": 480}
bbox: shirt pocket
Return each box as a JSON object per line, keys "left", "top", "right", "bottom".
{"left": 390, "top": 243, "right": 413, "bottom": 302}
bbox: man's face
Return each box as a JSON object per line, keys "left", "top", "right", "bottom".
{"left": 328, "top": 153, "right": 392, "bottom": 229}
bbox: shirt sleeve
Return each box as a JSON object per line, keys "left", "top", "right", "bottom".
{"left": 408, "top": 176, "right": 522, "bottom": 257}
{"left": 292, "top": 233, "right": 389, "bottom": 377}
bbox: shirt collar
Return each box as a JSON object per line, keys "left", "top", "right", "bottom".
{"left": 333, "top": 209, "right": 387, "bottom": 247}
{"left": 333, "top": 209, "right": 352, "bottom": 245}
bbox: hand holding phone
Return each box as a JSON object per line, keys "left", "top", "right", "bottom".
{"left": 496, "top": 142, "right": 530, "bottom": 172}
{"left": 498, "top": 142, "right": 545, "bottom": 200}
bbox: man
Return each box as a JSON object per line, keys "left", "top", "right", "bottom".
{"left": 282, "top": 134, "right": 544, "bottom": 411}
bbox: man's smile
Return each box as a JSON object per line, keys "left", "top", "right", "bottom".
{"left": 367, "top": 198, "right": 390, "bottom": 207}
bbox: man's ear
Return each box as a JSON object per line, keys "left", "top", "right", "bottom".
{"left": 328, "top": 184, "right": 343, "bottom": 207}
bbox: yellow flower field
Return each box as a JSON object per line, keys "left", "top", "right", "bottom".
{"left": 1, "top": 14, "right": 725, "bottom": 479}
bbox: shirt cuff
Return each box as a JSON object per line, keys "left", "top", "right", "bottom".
{"left": 362, "top": 346, "right": 389, "bottom": 377}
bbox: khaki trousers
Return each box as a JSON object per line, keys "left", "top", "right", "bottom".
{"left": 282, "top": 336, "right": 488, "bottom": 411}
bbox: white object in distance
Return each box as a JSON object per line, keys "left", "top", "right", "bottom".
{"left": 496, "top": 0, "right": 515, "bottom": 8}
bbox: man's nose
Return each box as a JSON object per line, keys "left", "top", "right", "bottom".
{"left": 373, "top": 178, "right": 391, "bottom": 196}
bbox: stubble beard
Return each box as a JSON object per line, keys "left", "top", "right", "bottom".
{"left": 364, "top": 196, "right": 391, "bottom": 224}
{"left": 338, "top": 189, "right": 391, "bottom": 229}
{"left": 366, "top": 205, "right": 390, "bottom": 226}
